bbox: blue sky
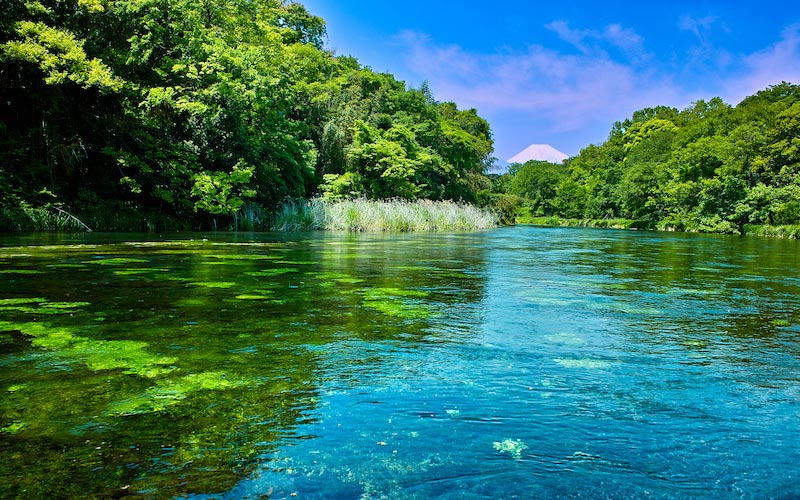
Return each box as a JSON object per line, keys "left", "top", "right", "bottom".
{"left": 301, "top": 1, "right": 800, "bottom": 161}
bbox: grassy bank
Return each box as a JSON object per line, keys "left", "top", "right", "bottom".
{"left": 520, "top": 216, "right": 800, "bottom": 239}
{"left": 270, "top": 198, "right": 499, "bottom": 232}
{"left": 743, "top": 224, "right": 800, "bottom": 239}
{"left": 519, "top": 216, "right": 648, "bottom": 230}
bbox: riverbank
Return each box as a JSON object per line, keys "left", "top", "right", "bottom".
{"left": 270, "top": 198, "right": 499, "bottom": 231}
{"left": 1, "top": 199, "right": 499, "bottom": 233}
{"left": 520, "top": 216, "right": 800, "bottom": 239}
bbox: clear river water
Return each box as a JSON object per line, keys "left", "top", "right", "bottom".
{"left": 0, "top": 226, "right": 799, "bottom": 499}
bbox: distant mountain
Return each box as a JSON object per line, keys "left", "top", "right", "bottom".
{"left": 507, "top": 144, "right": 568, "bottom": 165}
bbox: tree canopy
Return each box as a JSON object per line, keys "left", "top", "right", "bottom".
{"left": 0, "top": 0, "right": 494, "bottom": 230}
{"left": 496, "top": 82, "right": 800, "bottom": 234}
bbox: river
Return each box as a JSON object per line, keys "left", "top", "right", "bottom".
{"left": 0, "top": 226, "right": 798, "bottom": 499}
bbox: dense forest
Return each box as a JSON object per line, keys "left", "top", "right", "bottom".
{"left": 0, "top": 0, "right": 493, "bottom": 230}
{"left": 496, "top": 82, "right": 800, "bottom": 235}
{"left": 2, "top": 1, "right": 799, "bottom": 235}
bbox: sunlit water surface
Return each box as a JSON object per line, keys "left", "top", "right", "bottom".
{"left": 1, "top": 227, "right": 799, "bottom": 499}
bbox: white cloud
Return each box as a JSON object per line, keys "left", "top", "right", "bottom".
{"left": 389, "top": 21, "right": 800, "bottom": 156}
{"left": 545, "top": 21, "right": 647, "bottom": 61}
{"left": 722, "top": 24, "right": 800, "bottom": 104}
{"left": 394, "top": 28, "right": 679, "bottom": 135}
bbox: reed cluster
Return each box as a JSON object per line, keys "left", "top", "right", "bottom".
{"left": 1, "top": 205, "right": 91, "bottom": 232}
{"left": 743, "top": 224, "right": 800, "bottom": 239}
{"left": 269, "top": 198, "right": 498, "bottom": 232}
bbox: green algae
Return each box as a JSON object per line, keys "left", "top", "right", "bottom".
{"left": 235, "top": 293, "right": 275, "bottom": 300}
{"left": 209, "top": 254, "right": 280, "bottom": 261}
{"left": 0, "top": 298, "right": 91, "bottom": 316}
{"left": 190, "top": 281, "right": 237, "bottom": 288}
{"left": 587, "top": 302, "right": 662, "bottom": 316}
{"left": 0, "top": 320, "right": 177, "bottom": 378}
{"left": 107, "top": 371, "right": 254, "bottom": 416}
{"left": 0, "top": 298, "right": 48, "bottom": 306}
{"left": 86, "top": 257, "right": 150, "bottom": 266}
{"left": 1, "top": 421, "right": 28, "bottom": 435}
{"left": 245, "top": 268, "right": 298, "bottom": 277}
{"left": 361, "top": 287, "right": 434, "bottom": 319}
{"left": 175, "top": 297, "right": 208, "bottom": 307}
{"left": 317, "top": 272, "right": 365, "bottom": 284}
{"left": 113, "top": 268, "right": 169, "bottom": 276}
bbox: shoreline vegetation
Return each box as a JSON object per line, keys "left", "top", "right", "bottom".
{"left": 2, "top": 2, "right": 799, "bottom": 239}
{"left": 269, "top": 198, "right": 498, "bottom": 232}
{"left": 520, "top": 216, "right": 800, "bottom": 239}
{"left": 1, "top": 199, "right": 499, "bottom": 233}
{"left": 4, "top": 200, "right": 799, "bottom": 238}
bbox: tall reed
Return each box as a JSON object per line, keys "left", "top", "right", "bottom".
{"left": 270, "top": 198, "right": 498, "bottom": 232}
{"left": 743, "top": 224, "right": 800, "bottom": 239}
{"left": 1, "top": 205, "right": 93, "bottom": 232}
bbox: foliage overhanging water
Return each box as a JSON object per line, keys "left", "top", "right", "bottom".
{"left": 0, "top": 227, "right": 798, "bottom": 499}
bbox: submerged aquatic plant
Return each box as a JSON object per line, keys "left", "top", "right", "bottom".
{"left": 0, "top": 319, "right": 177, "bottom": 378}
{"left": 107, "top": 371, "right": 254, "bottom": 416}
{"left": 493, "top": 438, "right": 528, "bottom": 460}
{"left": 554, "top": 358, "right": 612, "bottom": 369}
{"left": 361, "top": 287, "right": 435, "bottom": 319}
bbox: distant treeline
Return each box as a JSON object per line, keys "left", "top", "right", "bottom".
{"left": 0, "top": 0, "right": 493, "bottom": 231}
{"left": 494, "top": 82, "right": 800, "bottom": 235}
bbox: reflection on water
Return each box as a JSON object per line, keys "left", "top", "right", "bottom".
{"left": 1, "top": 227, "right": 799, "bottom": 499}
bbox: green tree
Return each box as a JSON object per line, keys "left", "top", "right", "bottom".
{"left": 508, "top": 160, "right": 566, "bottom": 215}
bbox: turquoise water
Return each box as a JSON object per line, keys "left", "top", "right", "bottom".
{"left": 1, "top": 227, "right": 799, "bottom": 499}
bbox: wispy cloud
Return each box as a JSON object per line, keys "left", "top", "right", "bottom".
{"left": 722, "top": 24, "right": 800, "bottom": 103}
{"left": 395, "top": 26, "right": 678, "bottom": 136}
{"left": 678, "top": 15, "right": 732, "bottom": 72}
{"left": 545, "top": 21, "right": 647, "bottom": 61}
{"left": 389, "top": 20, "right": 800, "bottom": 156}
